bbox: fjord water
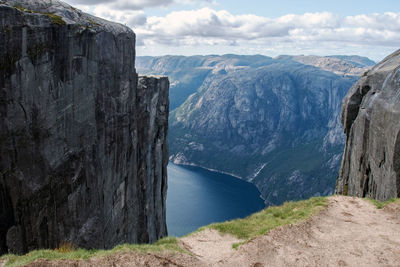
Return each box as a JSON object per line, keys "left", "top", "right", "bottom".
{"left": 167, "top": 163, "right": 265, "bottom": 237}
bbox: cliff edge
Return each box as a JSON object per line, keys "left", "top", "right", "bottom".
{"left": 0, "top": 0, "right": 169, "bottom": 255}
{"left": 336, "top": 49, "right": 400, "bottom": 200}
{"left": 2, "top": 196, "right": 399, "bottom": 266}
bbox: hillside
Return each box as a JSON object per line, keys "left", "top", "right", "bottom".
{"left": 137, "top": 55, "right": 374, "bottom": 205}
{"left": 181, "top": 196, "right": 400, "bottom": 266}
{"left": 136, "top": 55, "right": 275, "bottom": 110}
{"left": 2, "top": 196, "right": 399, "bottom": 266}
{"left": 136, "top": 55, "right": 374, "bottom": 111}
{"left": 138, "top": 54, "right": 373, "bottom": 205}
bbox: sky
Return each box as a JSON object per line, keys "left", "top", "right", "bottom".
{"left": 64, "top": 0, "right": 400, "bottom": 61}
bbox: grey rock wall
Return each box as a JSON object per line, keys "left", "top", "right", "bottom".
{"left": 336, "top": 49, "right": 400, "bottom": 200}
{"left": 136, "top": 76, "right": 169, "bottom": 243}
{"left": 0, "top": 0, "right": 169, "bottom": 255}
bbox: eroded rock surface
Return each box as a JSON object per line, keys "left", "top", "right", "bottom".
{"left": 0, "top": 0, "right": 169, "bottom": 255}
{"left": 336, "top": 49, "right": 400, "bottom": 200}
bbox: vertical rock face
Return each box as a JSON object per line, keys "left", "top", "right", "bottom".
{"left": 336, "top": 49, "right": 400, "bottom": 200}
{"left": 136, "top": 76, "right": 169, "bottom": 243}
{"left": 0, "top": 0, "right": 169, "bottom": 255}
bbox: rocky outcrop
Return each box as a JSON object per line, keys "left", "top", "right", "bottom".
{"left": 136, "top": 76, "right": 169, "bottom": 241}
{"left": 336, "top": 49, "right": 400, "bottom": 200}
{"left": 0, "top": 0, "right": 169, "bottom": 255}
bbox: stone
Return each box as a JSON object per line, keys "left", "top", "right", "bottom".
{"left": 336, "top": 49, "right": 400, "bottom": 200}
{"left": 0, "top": 0, "right": 169, "bottom": 255}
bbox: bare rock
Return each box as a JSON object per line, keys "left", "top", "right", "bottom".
{"left": 0, "top": 0, "right": 169, "bottom": 255}
{"left": 336, "top": 49, "right": 400, "bottom": 200}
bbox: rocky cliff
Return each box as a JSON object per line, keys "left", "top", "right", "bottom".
{"left": 336, "top": 49, "right": 400, "bottom": 200}
{"left": 0, "top": 0, "right": 169, "bottom": 255}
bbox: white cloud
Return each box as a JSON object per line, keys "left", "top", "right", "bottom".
{"left": 133, "top": 8, "right": 400, "bottom": 47}
{"left": 66, "top": 0, "right": 213, "bottom": 10}
{"left": 64, "top": 1, "right": 400, "bottom": 60}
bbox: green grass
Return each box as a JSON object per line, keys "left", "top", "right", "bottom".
{"left": 89, "top": 19, "right": 100, "bottom": 26}
{"left": 0, "top": 237, "right": 183, "bottom": 267}
{"left": 45, "top": 13, "right": 66, "bottom": 25}
{"left": 13, "top": 5, "right": 66, "bottom": 25}
{"left": 367, "top": 198, "right": 400, "bottom": 209}
{"left": 0, "top": 197, "right": 329, "bottom": 265}
{"left": 203, "top": 197, "right": 328, "bottom": 246}
{"left": 13, "top": 5, "right": 29, "bottom": 12}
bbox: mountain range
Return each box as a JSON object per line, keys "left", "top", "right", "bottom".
{"left": 137, "top": 54, "right": 375, "bottom": 205}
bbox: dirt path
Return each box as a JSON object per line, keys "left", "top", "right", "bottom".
{"left": 180, "top": 196, "right": 400, "bottom": 267}
{"left": 180, "top": 229, "right": 242, "bottom": 265}
{"left": 22, "top": 196, "right": 400, "bottom": 266}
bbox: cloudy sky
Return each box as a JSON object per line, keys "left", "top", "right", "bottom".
{"left": 64, "top": 0, "right": 400, "bottom": 61}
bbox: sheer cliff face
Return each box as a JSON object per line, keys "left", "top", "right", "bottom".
{"left": 336, "top": 49, "right": 400, "bottom": 200}
{"left": 0, "top": 0, "right": 169, "bottom": 254}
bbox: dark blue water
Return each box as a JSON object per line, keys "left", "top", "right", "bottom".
{"left": 166, "top": 163, "right": 265, "bottom": 237}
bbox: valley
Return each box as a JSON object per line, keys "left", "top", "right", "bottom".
{"left": 2, "top": 0, "right": 400, "bottom": 266}
{"left": 138, "top": 54, "right": 374, "bottom": 205}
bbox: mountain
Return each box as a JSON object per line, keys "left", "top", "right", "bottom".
{"left": 0, "top": 0, "right": 169, "bottom": 254}
{"left": 136, "top": 55, "right": 274, "bottom": 110}
{"left": 276, "top": 55, "right": 374, "bottom": 76}
{"left": 336, "top": 49, "right": 400, "bottom": 200}
{"left": 138, "top": 54, "right": 374, "bottom": 205}
{"left": 327, "top": 55, "right": 376, "bottom": 68}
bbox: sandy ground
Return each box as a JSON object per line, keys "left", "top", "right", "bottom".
{"left": 6, "top": 252, "right": 201, "bottom": 267}
{"left": 180, "top": 229, "right": 241, "bottom": 265}
{"left": 10, "top": 196, "right": 400, "bottom": 267}
{"left": 181, "top": 196, "right": 400, "bottom": 267}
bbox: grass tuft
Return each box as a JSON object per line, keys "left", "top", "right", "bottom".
{"left": 203, "top": 197, "right": 328, "bottom": 247}
{"left": 13, "top": 5, "right": 66, "bottom": 25}
{"left": 367, "top": 198, "right": 400, "bottom": 209}
{"left": 343, "top": 184, "right": 348, "bottom": 196}
{"left": 44, "top": 13, "right": 66, "bottom": 25}
{"left": 13, "top": 5, "right": 28, "bottom": 12}
{"left": 89, "top": 19, "right": 100, "bottom": 26}
{"left": 1, "top": 249, "right": 97, "bottom": 267}
{"left": 56, "top": 242, "right": 76, "bottom": 253}
{"left": 0, "top": 237, "right": 183, "bottom": 267}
